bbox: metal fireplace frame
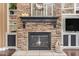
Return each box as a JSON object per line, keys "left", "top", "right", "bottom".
{"left": 28, "top": 32, "right": 51, "bottom": 50}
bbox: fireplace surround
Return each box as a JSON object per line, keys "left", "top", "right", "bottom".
{"left": 17, "top": 16, "right": 60, "bottom": 50}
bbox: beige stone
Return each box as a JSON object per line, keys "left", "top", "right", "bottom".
{"left": 17, "top": 3, "right": 62, "bottom": 51}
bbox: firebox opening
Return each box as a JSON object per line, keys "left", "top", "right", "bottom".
{"left": 28, "top": 32, "right": 51, "bottom": 50}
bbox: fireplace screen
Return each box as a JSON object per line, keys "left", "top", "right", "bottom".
{"left": 28, "top": 32, "right": 51, "bottom": 50}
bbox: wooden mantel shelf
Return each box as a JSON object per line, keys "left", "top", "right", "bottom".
{"left": 20, "top": 16, "right": 58, "bottom": 19}
{"left": 20, "top": 16, "right": 59, "bottom": 28}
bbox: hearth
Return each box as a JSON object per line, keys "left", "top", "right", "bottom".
{"left": 28, "top": 32, "right": 51, "bottom": 50}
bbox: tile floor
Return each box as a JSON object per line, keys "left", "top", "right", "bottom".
{"left": 12, "top": 50, "right": 66, "bottom": 56}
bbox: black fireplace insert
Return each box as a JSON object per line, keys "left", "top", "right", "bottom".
{"left": 28, "top": 32, "right": 51, "bottom": 50}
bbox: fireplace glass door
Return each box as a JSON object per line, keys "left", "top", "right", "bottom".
{"left": 28, "top": 32, "right": 51, "bottom": 50}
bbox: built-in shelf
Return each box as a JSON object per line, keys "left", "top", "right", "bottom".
{"left": 62, "top": 3, "right": 79, "bottom": 14}
{"left": 8, "top": 9, "right": 17, "bottom": 32}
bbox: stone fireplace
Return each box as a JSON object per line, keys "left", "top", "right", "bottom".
{"left": 17, "top": 16, "right": 63, "bottom": 51}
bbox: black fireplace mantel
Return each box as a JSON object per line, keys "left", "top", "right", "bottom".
{"left": 20, "top": 16, "right": 58, "bottom": 19}
{"left": 20, "top": 16, "right": 58, "bottom": 28}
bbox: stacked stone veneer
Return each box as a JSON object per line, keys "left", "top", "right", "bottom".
{"left": 16, "top": 3, "right": 61, "bottom": 50}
